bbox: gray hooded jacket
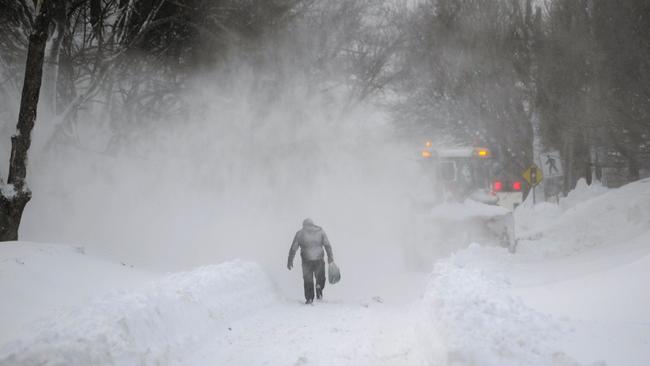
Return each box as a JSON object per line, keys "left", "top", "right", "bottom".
{"left": 288, "top": 221, "right": 334, "bottom": 263}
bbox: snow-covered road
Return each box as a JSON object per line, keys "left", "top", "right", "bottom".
{"left": 187, "top": 300, "right": 428, "bottom": 366}
{"left": 0, "top": 249, "right": 434, "bottom": 365}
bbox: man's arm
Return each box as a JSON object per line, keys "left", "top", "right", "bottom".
{"left": 287, "top": 232, "right": 300, "bottom": 270}
{"left": 322, "top": 231, "right": 334, "bottom": 263}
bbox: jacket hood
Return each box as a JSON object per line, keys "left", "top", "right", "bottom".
{"left": 302, "top": 218, "right": 322, "bottom": 232}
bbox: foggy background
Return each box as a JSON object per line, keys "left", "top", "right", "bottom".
{"left": 1, "top": 0, "right": 423, "bottom": 299}
{"left": 16, "top": 76, "right": 419, "bottom": 300}
{"left": 2, "top": 0, "right": 649, "bottom": 300}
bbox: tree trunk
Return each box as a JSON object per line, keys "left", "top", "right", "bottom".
{"left": 0, "top": 0, "right": 51, "bottom": 242}
{"left": 562, "top": 138, "right": 573, "bottom": 194}
{"left": 0, "top": 194, "right": 32, "bottom": 241}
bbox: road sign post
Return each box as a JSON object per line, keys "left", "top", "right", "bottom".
{"left": 523, "top": 164, "right": 543, "bottom": 205}
{"left": 531, "top": 168, "right": 537, "bottom": 204}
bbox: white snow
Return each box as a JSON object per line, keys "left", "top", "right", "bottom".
{"left": 1, "top": 178, "right": 649, "bottom": 365}
{"left": 0, "top": 242, "right": 157, "bottom": 345}
{"left": 559, "top": 178, "right": 609, "bottom": 211}
{"left": 423, "top": 178, "right": 650, "bottom": 365}
{"left": 424, "top": 244, "right": 578, "bottom": 366}
{"left": 0, "top": 183, "right": 17, "bottom": 199}
{"left": 0, "top": 243, "right": 429, "bottom": 365}
{"left": 0, "top": 255, "right": 278, "bottom": 365}
{"left": 187, "top": 301, "right": 431, "bottom": 366}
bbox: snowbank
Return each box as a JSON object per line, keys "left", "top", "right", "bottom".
{"left": 559, "top": 178, "right": 609, "bottom": 211}
{"left": 516, "top": 178, "right": 650, "bottom": 258}
{"left": 0, "top": 260, "right": 278, "bottom": 365}
{"left": 0, "top": 242, "right": 157, "bottom": 344}
{"left": 423, "top": 244, "right": 576, "bottom": 366}
{"left": 424, "top": 178, "right": 650, "bottom": 365}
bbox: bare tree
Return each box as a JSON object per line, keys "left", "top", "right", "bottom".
{"left": 392, "top": 0, "right": 534, "bottom": 180}
{"left": 0, "top": 0, "right": 51, "bottom": 241}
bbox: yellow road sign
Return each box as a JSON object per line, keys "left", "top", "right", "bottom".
{"left": 523, "top": 164, "right": 543, "bottom": 186}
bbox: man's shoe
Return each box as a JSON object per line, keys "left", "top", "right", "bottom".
{"left": 305, "top": 299, "right": 313, "bottom": 305}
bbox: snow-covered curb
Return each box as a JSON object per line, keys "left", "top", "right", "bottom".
{"left": 0, "top": 261, "right": 278, "bottom": 365}
{"left": 423, "top": 244, "right": 576, "bottom": 366}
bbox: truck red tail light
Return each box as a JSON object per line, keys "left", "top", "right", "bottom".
{"left": 493, "top": 180, "right": 503, "bottom": 192}
{"left": 512, "top": 181, "right": 522, "bottom": 191}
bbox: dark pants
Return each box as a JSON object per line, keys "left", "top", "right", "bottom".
{"left": 301, "top": 259, "right": 326, "bottom": 301}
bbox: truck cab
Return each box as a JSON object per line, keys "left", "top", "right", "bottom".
{"left": 405, "top": 143, "right": 520, "bottom": 270}
{"left": 420, "top": 144, "right": 523, "bottom": 210}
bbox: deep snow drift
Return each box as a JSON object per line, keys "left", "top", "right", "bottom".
{"left": 0, "top": 247, "right": 278, "bottom": 365}
{"left": 0, "top": 243, "right": 428, "bottom": 365}
{"left": 0, "top": 243, "right": 157, "bottom": 345}
{"left": 424, "top": 178, "right": 650, "bottom": 365}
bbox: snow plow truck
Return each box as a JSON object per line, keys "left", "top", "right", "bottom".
{"left": 406, "top": 142, "right": 521, "bottom": 270}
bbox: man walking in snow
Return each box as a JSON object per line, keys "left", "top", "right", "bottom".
{"left": 287, "top": 218, "right": 334, "bottom": 304}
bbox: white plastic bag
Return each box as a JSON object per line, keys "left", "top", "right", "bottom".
{"left": 328, "top": 262, "right": 341, "bottom": 284}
